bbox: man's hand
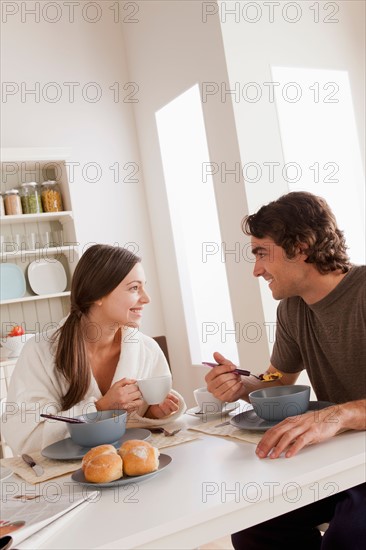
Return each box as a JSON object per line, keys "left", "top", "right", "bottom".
{"left": 205, "top": 352, "right": 283, "bottom": 402}
{"left": 205, "top": 352, "right": 245, "bottom": 402}
{"left": 256, "top": 404, "right": 346, "bottom": 459}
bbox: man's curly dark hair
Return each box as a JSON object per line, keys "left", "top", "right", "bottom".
{"left": 242, "top": 191, "right": 351, "bottom": 274}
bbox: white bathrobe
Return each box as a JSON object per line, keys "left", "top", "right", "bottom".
{"left": 2, "top": 327, "right": 186, "bottom": 455}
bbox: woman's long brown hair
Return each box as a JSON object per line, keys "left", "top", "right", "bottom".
{"left": 54, "top": 244, "right": 140, "bottom": 410}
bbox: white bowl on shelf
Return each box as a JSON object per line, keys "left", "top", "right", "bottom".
{"left": 1, "top": 333, "right": 36, "bottom": 358}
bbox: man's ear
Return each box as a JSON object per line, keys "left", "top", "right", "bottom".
{"left": 296, "top": 242, "right": 310, "bottom": 257}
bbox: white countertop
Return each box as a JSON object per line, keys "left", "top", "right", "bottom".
{"left": 10, "top": 414, "right": 366, "bottom": 549}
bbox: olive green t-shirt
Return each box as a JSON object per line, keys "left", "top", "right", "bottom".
{"left": 271, "top": 265, "right": 366, "bottom": 404}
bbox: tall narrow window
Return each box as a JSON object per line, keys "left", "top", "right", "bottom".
{"left": 272, "top": 67, "right": 365, "bottom": 264}
{"left": 156, "top": 85, "right": 239, "bottom": 364}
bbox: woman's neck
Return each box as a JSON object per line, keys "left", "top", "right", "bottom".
{"left": 83, "top": 322, "right": 122, "bottom": 395}
{"left": 81, "top": 309, "right": 121, "bottom": 350}
{"left": 86, "top": 327, "right": 121, "bottom": 351}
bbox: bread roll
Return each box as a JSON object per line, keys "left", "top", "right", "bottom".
{"left": 119, "top": 440, "right": 160, "bottom": 476}
{"left": 82, "top": 444, "right": 123, "bottom": 483}
{"left": 82, "top": 444, "right": 117, "bottom": 471}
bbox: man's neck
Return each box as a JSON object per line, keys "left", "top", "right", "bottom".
{"left": 301, "top": 269, "right": 349, "bottom": 305}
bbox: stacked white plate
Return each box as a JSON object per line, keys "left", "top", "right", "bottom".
{"left": 27, "top": 260, "right": 67, "bottom": 295}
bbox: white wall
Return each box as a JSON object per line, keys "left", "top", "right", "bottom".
{"left": 217, "top": 0, "right": 365, "bottom": 333}
{"left": 0, "top": 1, "right": 165, "bottom": 336}
{"left": 122, "top": 1, "right": 269, "bottom": 404}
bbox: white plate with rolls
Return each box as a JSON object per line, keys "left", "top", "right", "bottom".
{"left": 71, "top": 453, "right": 172, "bottom": 488}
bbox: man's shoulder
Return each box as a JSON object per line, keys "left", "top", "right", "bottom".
{"left": 347, "top": 265, "right": 366, "bottom": 283}
{"left": 338, "top": 265, "right": 366, "bottom": 299}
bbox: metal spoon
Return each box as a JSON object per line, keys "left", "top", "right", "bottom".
{"left": 202, "top": 362, "right": 263, "bottom": 380}
{"left": 40, "top": 413, "right": 86, "bottom": 424}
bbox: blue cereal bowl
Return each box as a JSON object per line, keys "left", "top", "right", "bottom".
{"left": 249, "top": 385, "right": 310, "bottom": 422}
{"left": 67, "top": 409, "right": 127, "bottom": 447}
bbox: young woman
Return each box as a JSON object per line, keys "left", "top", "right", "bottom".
{"left": 3, "top": 245, "right": 186, "bottom": 454}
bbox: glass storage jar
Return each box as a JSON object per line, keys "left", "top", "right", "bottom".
{"left": 4, "top": 189, "right": 23, "bottom": 215}
{"left": 20, "top": 182, "right": 43, "bottom": 214}
{"left": 41, "top": 181, "right": 63, "bottom": 212}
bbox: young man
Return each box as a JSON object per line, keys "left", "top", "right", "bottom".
{"left": 206, "top": 192, "right": 365, "bottom": 549}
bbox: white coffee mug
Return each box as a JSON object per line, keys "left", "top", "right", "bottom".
{"left": 137, "top": 375, "right": 172, "bottom": 405}
{"left": 194, "top": 387, "right": 225, "bottom": 414}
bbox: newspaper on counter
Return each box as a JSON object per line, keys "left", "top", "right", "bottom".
{"left": 0, "top": 482, "right": 99, "bottom": 546}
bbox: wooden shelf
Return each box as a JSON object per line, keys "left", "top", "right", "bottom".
{"left": 0, "top": 211, "right": 73, "bottom": 225}
{"left": 1, "top": 148, "right": 77, "bottom": 411}
{"left": 1, "top": 291, "right": 71, "bottom": 306}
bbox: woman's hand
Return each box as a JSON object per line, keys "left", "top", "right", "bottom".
{"left": 96, "top": 378, "right": 143, "bottom": 412}
{"left": 144, "top": 392, "right": 179, "bottom": 419}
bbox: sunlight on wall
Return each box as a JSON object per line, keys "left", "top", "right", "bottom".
{"left": 272, "top": 66, "right": 365, "bottom": 264}
{"left": 156, "top": 85, "right": 239, "bottom": 364}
